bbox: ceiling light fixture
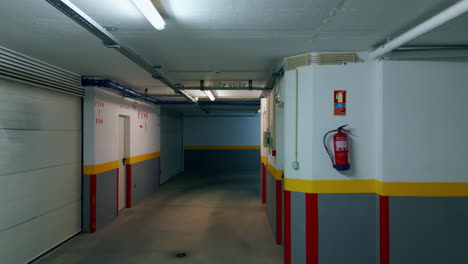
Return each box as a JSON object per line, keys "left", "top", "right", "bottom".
{"left": 204, "top": 90, "right": 216, "bottom": 101}
{"left": 179, "top": 90, "right": 196, "bottom": 102}
{"left": 131, "top": 0, "right": 166, "bottom": 30}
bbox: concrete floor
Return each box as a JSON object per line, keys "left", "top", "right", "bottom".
{"left": 35, "top": 170, "right": 283, "bottom": 264}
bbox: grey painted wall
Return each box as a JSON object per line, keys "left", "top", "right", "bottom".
{"left": 131, "top": 158, "right": 160, "bottom": 206}
{"left": 318, "top": 194, "right": 379, "bottom": 264}
{"left": 83, "top": 160, "right": 160, "bottom": 232}
{"left": 286, "top": 192, "right": 378, "bottom": 264}
{"left": 82, "top": 175, "right": 90, "bottom": 233}
{"left": 183, "top": 116, "right": 260, "bottom": 146}
{"left": 184, "top": 149, "right": 260, "bottom": 170}
{"left": 96, "top": 169, "right": 118, "bottom": 230}
{"left": 266, "top": 170, "right": 281, "bottom": 244}
{"left": 160, "top": 109, "right": 184, "bottom": 184}
{"left": 82, "top": 170, "right": 118, "bottom": 232}
{"left": 291, "top": 191, "right": 306, "bottom": 264}
{"left": 390, "top": 197, "right": 468, "bottom": 264}
{"left": 285, "top": 193, "right": 468, "bottom": 264}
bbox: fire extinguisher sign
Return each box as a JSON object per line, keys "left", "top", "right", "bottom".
{"left": 334, "top": 90, "right": 347, "bottom": 116}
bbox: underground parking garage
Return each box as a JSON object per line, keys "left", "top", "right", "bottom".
{"left": 2, "top": 0, "right": 468, "bottom": 263}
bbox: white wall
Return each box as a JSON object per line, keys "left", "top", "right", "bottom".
{"left": 260, "top": 98, "right": 268, "bottom": 158}
{"left": 183, "top": 116, "right": 260, "bottom": 146}
{"left": 264, "top": 78, "right": 286, "bottom": 170}
{"left": 275, "top": 79, "right": 285, "bottom": 170}
{"left": 84, "top": 87, "right": 160, "bottom": 166}
{"left": 260, "top": 77, "right": 286, "bottom": 170}
{"left": 381, "top": 61, "right": 468, "bottom": 183}
{"left": 0, "top": 79, "right": 81, "bottom": 263}
{"left": 282, "top": 53, "right": 468, "bottom": 184}
{"left": 160, "top": 109, "right": 184, "bottom": 184}
{"left": 284, "top": 54, "right": 378, "bottom": 180}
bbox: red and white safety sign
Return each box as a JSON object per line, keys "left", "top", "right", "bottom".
{"left": 334, "top": 90, "right": 347, "bottom": 116}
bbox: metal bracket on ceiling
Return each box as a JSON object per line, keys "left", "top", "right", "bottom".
{"left": 45, "top": 0, "right": 199, "bottom": 106}
{"left": 103, "top": 42, "right": 121, "bottom": 49}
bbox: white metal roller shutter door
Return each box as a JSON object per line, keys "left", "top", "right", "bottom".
{"left": 0, "top": 78, "right": 82, "bottom": 263}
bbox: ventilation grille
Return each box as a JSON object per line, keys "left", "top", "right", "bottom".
{"left": 0, "top": 46, "right": 84, "bottom": 97}
{"left": 285, "top": 54, "right": 312, "bottom": 71}
{"left": 317, "top": 53, "right": 358, "bottom": 65}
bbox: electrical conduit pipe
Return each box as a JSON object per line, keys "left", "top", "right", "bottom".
{"left": 369, "top": 0, "right": 468, "bottom": 59}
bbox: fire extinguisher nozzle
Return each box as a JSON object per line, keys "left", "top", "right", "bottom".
{"left": 337, "top": 124, "right": 349, "bottom": 130}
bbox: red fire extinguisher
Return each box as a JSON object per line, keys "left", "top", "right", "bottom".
{"left": 323, "top": 125, "right": 351, "bottom": 171}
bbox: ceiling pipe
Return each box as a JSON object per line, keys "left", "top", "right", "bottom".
{"left": 185, "top": 115, "right": 259, "bottom": 117}
{"left": 45, "top": 0, "right": 197, "bottom": 105}
{"left": 369, "top": 0, "right": 468, "bottom": 59}
{"left": 149, "top": 94, "right": 184, "bottom": 98}
{"left": 180, "top": 86, "right": 266, "bottom": 91}
{"left": 82, "top": 78, "right": 162, "bottom": 105}
{"left": 159, "top": 101, "right": 260, "bottom": 106}
{"left": 260, "top": 66, "right": 284, "bottom": 98}
{"left": 82, "top": 78, "right": 259, "bottom": 106}
{"left": 384, "top": 48, "right": 468, "bottom": 60}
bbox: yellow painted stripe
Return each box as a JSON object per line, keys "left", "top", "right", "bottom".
{"left": 184, "top": 146, "right": 261, "bottom": 150}
{"left": 261, "top": 156, "right": 267, "bottom": 163}
{"left": 266, "top": 162, "right": 284, "bottom": 180}
{"left": 382, "top": 182, "right": 468, "bottom": 197}
{"left": 83, "top": 152, "right": 160, "bottom": 174}
{"left": 83, "top": 161, "right": 119, "bottom": 175}
{"left": 127, "top": 152, "right": 161, "bottom": 165}
{"left": 285, "top": 179, "right": 378, "bottom": 194}
{"left": 284, "top": 178, "right": 468, "bottom": 197}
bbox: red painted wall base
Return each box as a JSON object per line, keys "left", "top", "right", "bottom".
{"left": 89, "top": 174, "right": 96, "bottom": 233}
{"left": 380, "top": 196, "right": 390, "bottom": 264}
{"left": 284, "top": 190, "right": 291, "bottom": 264}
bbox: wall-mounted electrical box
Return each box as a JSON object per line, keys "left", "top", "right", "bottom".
{"left": 263, "top": 129, "right": 275, "bottom": 149}
{"left": 270, "top": 135, "right": 275, "bottom": 150}
{"left": 263, "top": 130, "right": 271, "bottom": 148}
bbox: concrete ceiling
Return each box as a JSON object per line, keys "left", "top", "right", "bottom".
{"left": 0, "top": 0, "right": 467, "bottom": 102}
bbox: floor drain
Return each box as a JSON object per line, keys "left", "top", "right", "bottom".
{"left": 176, "top": 253, "right": 187, "bottom": 258}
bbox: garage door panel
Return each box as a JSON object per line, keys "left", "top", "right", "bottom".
{"left": 0, "top": 130, "right": 81, "bottom": 176}
{"left": 0, "top": 77, "right": 82, "bottom": 262}
{"left": 0, "top": 163, "right": 81, "bottom": 232}
{"left": 0, "top": 201, "right": 81, "bottom": 264}
{"left": 0, "top": 78, "right": 81, "bottom": 131}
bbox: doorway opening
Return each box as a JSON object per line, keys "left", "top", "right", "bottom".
{"left": 118, "top": 115, "right": 130, "bottom": 212}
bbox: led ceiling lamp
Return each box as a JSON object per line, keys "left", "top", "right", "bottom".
{"left": 204, "top": 90, "right": 216, "bottom": 101}
{"left": 131, "top": 0, "right": 166, "bottom": 30}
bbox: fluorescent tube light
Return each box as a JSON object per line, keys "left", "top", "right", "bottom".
{"left": 180, "top": 90, "right": 196, "bottom": 102}
{"left": 204, "top": 90, "right": 216, "bottom": 101}
{"left": 131, "top": 0, "right": 166, "bottom": 30}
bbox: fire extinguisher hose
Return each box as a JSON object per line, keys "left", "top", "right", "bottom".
{"left": 323, "top": 129, "right": 338, "bottom": 166}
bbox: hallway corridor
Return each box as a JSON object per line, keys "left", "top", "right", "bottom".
{"left": 35, "top": 170, "right": 282, "bottom": 264}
